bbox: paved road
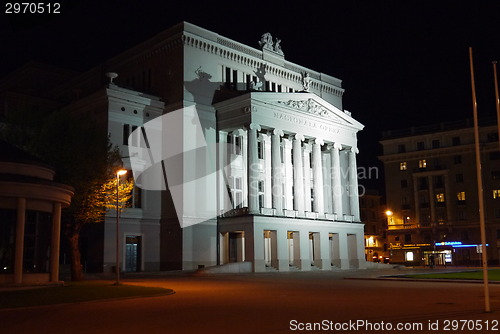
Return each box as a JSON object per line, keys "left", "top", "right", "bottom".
{"left": 1, "top": 268, "right": 499, "bottom": 334}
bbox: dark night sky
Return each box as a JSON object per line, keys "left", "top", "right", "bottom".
{"left": 2, "top": 0, "right": 500, "bottom": 189}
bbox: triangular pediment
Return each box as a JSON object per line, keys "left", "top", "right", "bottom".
{"left": 263, "top": 93, "right": 363, "bottom": 130}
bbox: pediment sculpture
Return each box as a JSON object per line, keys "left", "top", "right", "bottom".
{"left": 277, "top": 98, "right": 349, "bottom": 124}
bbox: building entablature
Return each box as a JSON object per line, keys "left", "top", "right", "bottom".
{"left": 215, "top": 92, "right": 363, "bottom": 148}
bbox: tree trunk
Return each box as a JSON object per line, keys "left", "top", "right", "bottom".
{"left": 67, "top": 230, "right": 83, "bottom": 281}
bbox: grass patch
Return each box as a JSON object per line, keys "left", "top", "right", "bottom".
{"left": 0, "top": 281, "right": 174, "bottom": 309}
{"left": 404, "top": 269, "right": 500, "bottom": 281}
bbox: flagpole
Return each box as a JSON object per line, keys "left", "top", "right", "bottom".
{"left": 493, "top": 61, "right": 500, "bottom": 151}
{"left": 469, "top": 47, "right": 490, "bottom": 313}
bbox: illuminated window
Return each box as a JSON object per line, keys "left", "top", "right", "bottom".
{"left": 419, "top": 159, "right": 427, "bottom": 169}
{"left": 436, "top": 193, "right": 445, "bottom": 202}
{"left": 457, "top": 192, "right": 466, "bottom": 201}
{"left": 406, "top": 251, "right": 414, "bottom": 261}
{"left": 400, "top": 162, "right": 407, "bottom": 171}
{"left": 493, "top": 190, "right": 500, "bottom": 199}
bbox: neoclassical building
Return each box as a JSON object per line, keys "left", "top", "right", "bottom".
{"left": 1, "top": 22, "right": 366, "bottom": 273}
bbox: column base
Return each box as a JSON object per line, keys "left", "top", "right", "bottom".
{"left": 295, "top": 259, "right": 312, "bottom": 271}
{"left": 277, "top": 259, "right": 290, "bottom": 271}
{"left": 314, "top": 259, "right": 331, "bottom": 270}
{"left": 254, "top": 259, "right": 266, "bottom": 272}
{"left": 349, "top": 259, "right": 367, "bottom": 269}
{"left": 332, "top": 259, "right": 350, "bottom": 269}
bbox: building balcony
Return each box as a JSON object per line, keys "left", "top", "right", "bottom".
{"left": 388, "top": 223, "right": 420, "bottom": 230}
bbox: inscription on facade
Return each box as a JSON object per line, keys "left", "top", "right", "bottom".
{"left": 273, "top": 111, "right": 341, "bottom": 135}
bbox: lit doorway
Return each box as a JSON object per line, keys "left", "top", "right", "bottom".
{"left": 125, "top": 235, "right": 142, "bottom": 272}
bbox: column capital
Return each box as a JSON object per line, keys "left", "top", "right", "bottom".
{"left": 247, "top": 123, "right": 261, "bottom": 131}
{"left": 311, "top": 138, "right": 324, "bottom": 146}
{"left": 272, "top": 128, "right": 284, "bottom": 137}
{"left": 350, "top": 147, "right": 359, "bottom": 154}
{"left": 327, "top": 142, "right": 342, "bottom": 150}
{"left": 290, "top": 134, "right": 305, "bottom": 142}
{"left": 231, "top": 128, "right": 246, "bottom": 137}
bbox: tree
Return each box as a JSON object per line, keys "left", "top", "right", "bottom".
{"left": 68, "top": 175, "right": 134, "bottom": 281}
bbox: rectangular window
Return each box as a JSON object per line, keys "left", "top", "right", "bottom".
{"left": 493, "top": 189, "right": 500, "bottom": 199}
{"left": 398, "top": 144, "right": 406, "bottom": 153}
{"left": 419, "top": 159, "right": 427, "bottom": 169}
{"left": 492, "top": 171, "right": 500, "bottom": 181}
{"left": 456, "top": 174, "right": 464, "bottom": 183}
{"left": 232, "top": 177, "right": 243, "bottom": 209}
{"left": 235, "top": 177, "right": 242, "bottom": 190}
{"left": 258, "top": 180, "right": 264, "bottom": 192}
{"left": 232, "top": 70, "right": 238, "bottom": 90}
{"left": 233, "top": 136, "right": 241, "bottom": 155}
{"left": 416, "top": 141, "right": 425, "bottom": 150}
{"left": 400, "top": 162, "right": 407, "bottom": 171}
{"left": 123, "top": 124, "right": 130, "bottom": 145}
{"left": 452, "top": 136, "right": 461, "bottom": 146}
{"left": 258, "top": 180, "right": 265, "bottom": 208}
{"left": 225, "top": 67, "right": 231, "bottom": 88}
{"left": 130, "top": 125, "right": 138, "bottom": 147}
{"left": 454, "top": 155, "right": 462, "bottom": 164}
{"left": 436, "top": 193, "right": 445, "bottom": 202}
{"left": 432, "top": 139, "right": 440, "bottom": 149}
{"left": 235, "top": 192, "right": 243, "bottom": 209}
{"left": 258, "top": 141, "right": 264, "bottom": 159}
{"left": 457, "top": 191, "right": 466, "bottom": 201}
{"left": 246, "top": 74, "right": 251, "bottom": 90}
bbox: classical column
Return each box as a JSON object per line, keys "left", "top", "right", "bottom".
{"left": 50, "top": 202, "right": 62, "bottom": 282}
{"left": 303, "top": 143, "right": 312, "bottom": 212}
{"left": 330, "top": 143, "right": 343, "bottom": 218}
{"left": 271, "top": 129, "right": 284, "bottom": 215}
{"left": 312, "top": 138, "right": 325, "bottom": 215}
{"left": 348, "top": 147, "right": 360, "bottom": 221}
{"left": 283, "top": 138, "right": 294, "bottom": 210}
{"left": 247, "top": 123, "right": 261, "bottom": 214}
{"left": 292, "top": 134, "right": 305, "bottom": 215}
{"left": 14, "top": 197, "right": 26, "bottom": 284}
{"left": 261, "top": 133, "right": 272, "bottom": 208}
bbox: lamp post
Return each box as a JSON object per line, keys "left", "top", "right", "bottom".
{"left": 115, "top": 169, "right": 127, "bottom": 285}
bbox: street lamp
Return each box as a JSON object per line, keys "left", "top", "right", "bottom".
{"left": 115, "top": 169, "right": 127, "bottom": 285}
{"left": 385, "top": 210, "right": 393, "bottom": 224}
